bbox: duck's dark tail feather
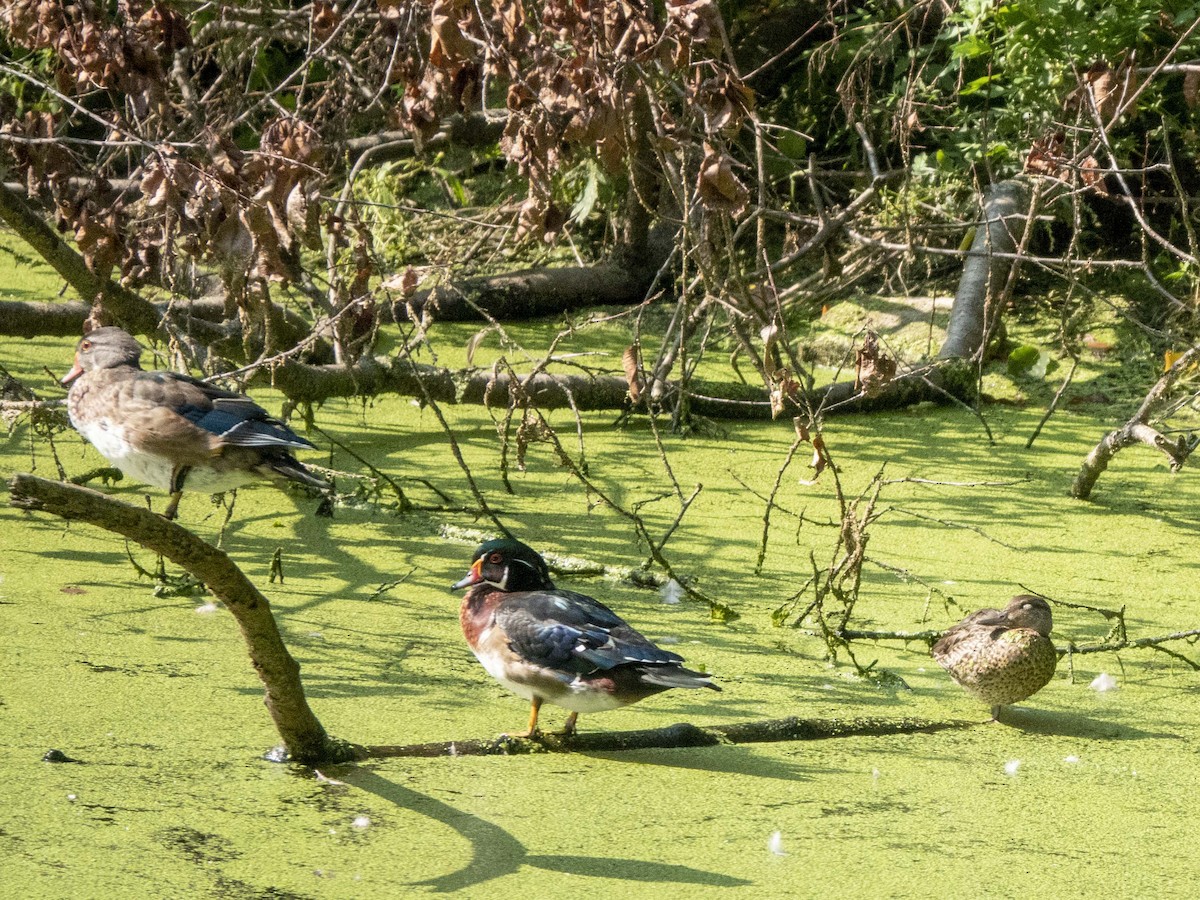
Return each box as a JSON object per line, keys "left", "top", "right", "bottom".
{"left": 264, "top": 454, "right": 333, "bottom": 492}
{"left": 640, "top": 665, "right": 721, "bottom": 691}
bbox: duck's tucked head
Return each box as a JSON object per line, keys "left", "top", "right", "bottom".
{"left": 452, "top": 538, "right": 554, "bottom": 593}
{"left": 62, "top": 327, "right": 144, "bottom": 384}
{"left": 1004, "top": 595, "right": 1053, "bottom": 636}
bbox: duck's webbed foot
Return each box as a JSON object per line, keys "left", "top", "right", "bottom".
{"left": 553, "top": 712, "right": 579, "bottom": 737}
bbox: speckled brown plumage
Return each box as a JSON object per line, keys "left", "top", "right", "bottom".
{"left": 932, "top": 595, "right": 1057, "bottom": 720}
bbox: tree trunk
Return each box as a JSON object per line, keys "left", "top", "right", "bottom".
{"left": 939, "top": 177, "right": 1036, "bottom": 360}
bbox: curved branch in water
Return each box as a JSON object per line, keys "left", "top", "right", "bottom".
{"left": 7, "top": 473, "right": 356, "bottom": 765}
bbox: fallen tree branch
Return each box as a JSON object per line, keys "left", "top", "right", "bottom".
{"left": 395, "top": 260, "right": 663, "bottom": 323}
{"left": 0, "top": 294, "right": 317, "bottom": 351}
{"left": 939, "top": 177, "right": 1037, "bottom": 360}
{"left": 262, "top": 356, "right": 976, "bottom": 419}
{"left": 7, "top": 473, "right": 355, "bottom": 765}
{"left": 1071, "top": 345, "right": 1200, "bottom": 499}
{"left": 1067, "top": 627, "right": 1200, "bottom": 655}
{"left": 341, "top": 113, "right": 506, "bottom": 161}
{"left": 362, "top": 714, "right": 967, "bottom": 758}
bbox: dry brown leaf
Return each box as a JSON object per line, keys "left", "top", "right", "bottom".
{"left": 697, "top": 75, "right": 755, "bottom": 134}
{"left": 140, "top": 165, "right": 173, "bottom": 209}
{"left": 809, "top": 435, "right": 828, "bottom": 478}
{"left": 622, "top": 344, "right": 642, "bottom": 402}
{"left": 854, "top": 331, "right": 897, "bottom": 397}
{"left": 75, "top": 214, "right": 120, "bottom": 280}
{"left": 1185, "top": 70, "right": 1200, "bottom": 110}
{"left": 770, "top": 367, "right": 800, "bottom": 418}
{"left": 311, "top": 1, "right": 340, "bottom": 40}
{"left": 790, "top": 418, "right": 829, "bottom": 485}
{"left": 466, "top": 328, "right": 493, "bottom": 366}
{"left": 666, "top": 0, "right": 722, "bottom": 45}
{"left": 430, "top": 0, "right": 475, "bottom": 68}
{"left": 284, "top": 183, "right": 323, "bottom": 250}
{"left": 1079, "top": 156, "right": 1109, "bottom": 196}
{"left": 211, "top": 211, "right": 254, "bottom": 275}
{"left": 697, "top": 146, "right": 749, "bottom": 215}
{"left": 1024, "top": 132, "right": 1066, "bottom": 178}
{"left": 380, "top": 267, "right": 421, "bottom": 297}
{"left": 493, "top": 0, "right": 526, "bottom": 45}
{"left": 1084, "top": 60, "right": 1139, "bottom": 120}
{"left": 376, "top": 0, "right": 406, "bottom": 20}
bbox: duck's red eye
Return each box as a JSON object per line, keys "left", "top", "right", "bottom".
{"left": 488, "top": 552, "right": 503, "bottom": 564}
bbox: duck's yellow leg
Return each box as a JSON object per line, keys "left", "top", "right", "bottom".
{"left": 163, "top": 465, "right": 191, "bottom": 520}
{"left": 515, "top": 697, "right": 542, "bottom": 738}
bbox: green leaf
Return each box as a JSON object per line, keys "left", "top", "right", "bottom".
{"left": 951, "top": 35, "right": 992, "bottom": 59}
{"left": 1007, "top": 344, "right": 1040, "bottom": 376}
{"left": 442, "top": 172, "right": 467, "bottom": 207}
{"left": 777, "top": 132, "right": 808, "bottom": 159}
{"left": 1009, "top": 345, "right": 1058, "bottom": 379}
{"left": 959, "top": 74, "right": 1001, "bottom": 96}
{"left": 570, "top": 163, "right": 600, "bottom": 224}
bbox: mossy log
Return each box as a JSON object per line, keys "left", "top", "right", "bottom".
{"left": 263, "top": 356, "right": 977, "bottom": 419}
{"left": 363, "top": 715, "right": 968, "bottom": 758}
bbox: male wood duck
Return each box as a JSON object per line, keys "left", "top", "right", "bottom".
{"left": 62, "top": 327, "right": 331, "bottom": 519}
{"left": 453, "top": 538, "right": 720, "bottom": 736}
{"left": 932, "top": 594, "right": 1057, "bottom": 720}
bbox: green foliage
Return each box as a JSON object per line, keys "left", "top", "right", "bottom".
{"left": 1007, "top": 343, "right": 1059, "bottom": 379}
{"left": 770, "top": 0, "right": 1200, "bottom": 182}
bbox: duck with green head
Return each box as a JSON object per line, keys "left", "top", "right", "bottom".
{"left": 453, "top": 538, "right": 721, "bottom": 736}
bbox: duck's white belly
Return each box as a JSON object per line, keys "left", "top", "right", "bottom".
{"left": 76, "top": 417, "right": 255, "bottom": 494}
{"left": 472, "top": 633, "right": 629, "bottom": 714}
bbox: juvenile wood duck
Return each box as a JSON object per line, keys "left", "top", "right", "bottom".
{"left": 932, "top": 594, "right": 1057, "bottom": 720}
{"left": 62, "top": 327, "right": 330, "bottom": 519}
{"left": 453, "top": 538, "right": 721, "bottom": 736}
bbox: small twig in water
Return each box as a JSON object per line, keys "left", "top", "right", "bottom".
{"left": 368, "top": 568, "right": 415, "bottom": 601}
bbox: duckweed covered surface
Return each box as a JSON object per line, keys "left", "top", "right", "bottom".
{"left": 3, "top": 267, "right": 1200, "bottom": 897}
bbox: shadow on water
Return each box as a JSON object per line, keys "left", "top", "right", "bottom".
{"left": 341, "top": 767, "right": 752, "bottom": 892}
{"left": 997, "top": 707, "right": 1181, "bottom": 740}
{"left": 583, "top": 743, "right": 821, "bottom": 781}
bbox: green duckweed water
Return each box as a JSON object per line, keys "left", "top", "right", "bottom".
{"left": 2, "top": 249, "right": 1199, "bottom": 897}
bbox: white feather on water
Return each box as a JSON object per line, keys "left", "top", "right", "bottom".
{"left": 660, "top": 579, "right": 683, "bottom": 605}
{"left": 1090, "top": 672, "right": 1118, "bottom": 692}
